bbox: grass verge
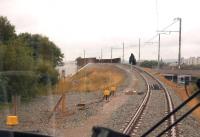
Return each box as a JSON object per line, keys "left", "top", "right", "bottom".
{"left": 55, "top": 64, "right": 125, "bottom": 93}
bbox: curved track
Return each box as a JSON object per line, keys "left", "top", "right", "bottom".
{"left": 122, "top": 67, "right": 150, "bottom": 135}
{"left": 122, "top": 65, "right": 178, "bottom": 137}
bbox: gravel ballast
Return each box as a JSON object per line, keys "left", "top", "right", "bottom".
{"left": 166, "top": 86, "right": 200, "bottom": 137}
{"left": 1, "top": 64, "right": 200, "bottom": 137}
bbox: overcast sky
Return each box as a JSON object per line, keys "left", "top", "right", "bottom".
{"left": 0, "top": 0, "right": 200, "bottom": 61}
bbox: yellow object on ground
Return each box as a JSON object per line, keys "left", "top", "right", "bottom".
{"left": 6, "top": 115, "right": 19, "bottom": 126}
{"left": 104, "top": 89, "right": 110, "bottom": 96}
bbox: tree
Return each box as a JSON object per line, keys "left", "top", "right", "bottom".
{"left": 0, "top": 16, "right": 16, "bottom": 44}
{"left": 129, "top": 53, "right": 136, "bottom": 65}
{"left": 3, "top": 39, "right": 34, "bottom": 71}
{"left": 140, "top": 60, "right": 158, "bottom": 68}
{"left": 0, "top": 75, "right": 8, "bottom": 102}
{"left": 18, "top": 33, "right": 64, "bottom": 66}
{"left": 36, "top": 60, "right": 59, "bottom": 86}
{"left": 0, "top": 42, "right": 37, "bottom": 101}
{"left": 0, "top": 17, "right": 63, "bottom": 102}
{"left": 140, "top": 60, "right": 166, "bottom": 68}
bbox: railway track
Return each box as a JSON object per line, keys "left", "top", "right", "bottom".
{"left": 122, "top": 65, "right": 178, "bottom": 137}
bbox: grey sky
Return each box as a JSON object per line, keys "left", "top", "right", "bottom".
{"left": 0, "top": 0, "right": 200, "bottom": 61}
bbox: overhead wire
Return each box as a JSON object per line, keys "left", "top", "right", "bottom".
{"left": 125, "top": 45, "right": 138, "bottom": 48}
{"left": 145, "top": 0, "right": 160, "bottom": 43}
{"left": 145, "top": 0, "right": 178, "bottom": 43}
{"left": 146, "top": 20, "right": 178, "bottom": 43}
{"left": 155, "top": 0, "right": 159, "bottom": 32}
{"left": 145, "top": 34, "right": 159, "bottom": 43}
{"left": 161, "top": 20, "right": 178, "bottom": 31}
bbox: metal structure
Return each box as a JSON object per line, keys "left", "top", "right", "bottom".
{"left": 139, "top": 38, "right": 141, "bottom": 64}
{"left": 123, "top": 42, "right": 125, "bottom": 63}
{"left": 83, "top": 49, "right": 85, "bottom": 58}
{"left": 157, "top": 17, "right": 182, "bottom": 69}
{"left": 101, "top": 48, "right": 102, "bottom": 63}
{"left": 145, "top": 17, "right": 182, "bottom": 69}
{"left": 110, "top": 46, "right": 123, "bottom": 63}
{"left": 145, "top": 32, "right": 169, "bottom": 69}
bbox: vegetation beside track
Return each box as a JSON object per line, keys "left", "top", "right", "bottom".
{"left": 0, "top": 16, "right": 64, "bottom": 103}
{"left": 55, "top": 65, "right": 126, "bottom": 93}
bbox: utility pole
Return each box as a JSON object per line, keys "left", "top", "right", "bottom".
{"left": 84, "top": 49, "right": 86, "bottom": 65}
{"left": 99, "top": 48, "right": 103, "bottom": 63}
{"left": 111, "top": 47, "right": 113, "bottom": 63}
{"left": 178, "top": 18, "right": 182, "bottom": 69}
{"left": 157, "top": 18, "right": 182, "bottom": 69}
{"left": 158, "top": 34, "right": 161, "bottom": 69}
{"left": 139, "top": 38, "right": 141, "bottom": 64}
{"left": 101, "top": 48, "right": 103, "bottom": 60}
{"left": 145, "top": 33, "right": 164, "bottom": 69}
{"left": 122, "top": 42, "right": 124, "bottom": 63}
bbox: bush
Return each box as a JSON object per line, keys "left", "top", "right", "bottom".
{"left": 140, "top": 60, "right": 166, "bottom": 68}
{"left": 0, "top": 75, "right": 8, "bottom": 102}
{"left": 36, "top": 60, "right": 59, "bottom": 86}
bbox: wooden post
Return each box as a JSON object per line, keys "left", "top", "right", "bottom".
{"left": 61, "top": 93, "right": 66, "bottom": 113}
{"left": 12, "top": 95, "right": 17, "bottom": 115}
{"left": 11, "top": 95, "right": 20, "bottom": 116}
{"left": 61, "top": 76, "right": 67, "bottom": 114}
{"left": 48, "top": 72, "right": 73, "bottom": 121}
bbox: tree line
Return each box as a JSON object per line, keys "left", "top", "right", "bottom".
{"left": 0, "top": 16, "right": 64, "bottom": 102}
{"left": 140, "top": 60, "right": 166, "bottom": 68}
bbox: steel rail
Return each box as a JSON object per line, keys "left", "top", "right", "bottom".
{"left": 134, "top": 66, "right": 177, "bottom": 137}
{"left": 122, "top": 66, "right": 150, "bottom": 135}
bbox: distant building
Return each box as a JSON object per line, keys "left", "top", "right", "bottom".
{"left": 182, "top": 56, "right": 200, "bottom": 65}
{"left": 197, "top": 57, "right": 200, "bottom": 64}
{"left": 189, "top": 57, "right": 196, "bottom": 65}
{"left": 76, "top": 57, "right": 121, "bottom": 68}
{"left": 76, "top": 57, "right": 96, "bottom": 67}
{"left": 181, "top": 57, "right": 184, "bottom": 64}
